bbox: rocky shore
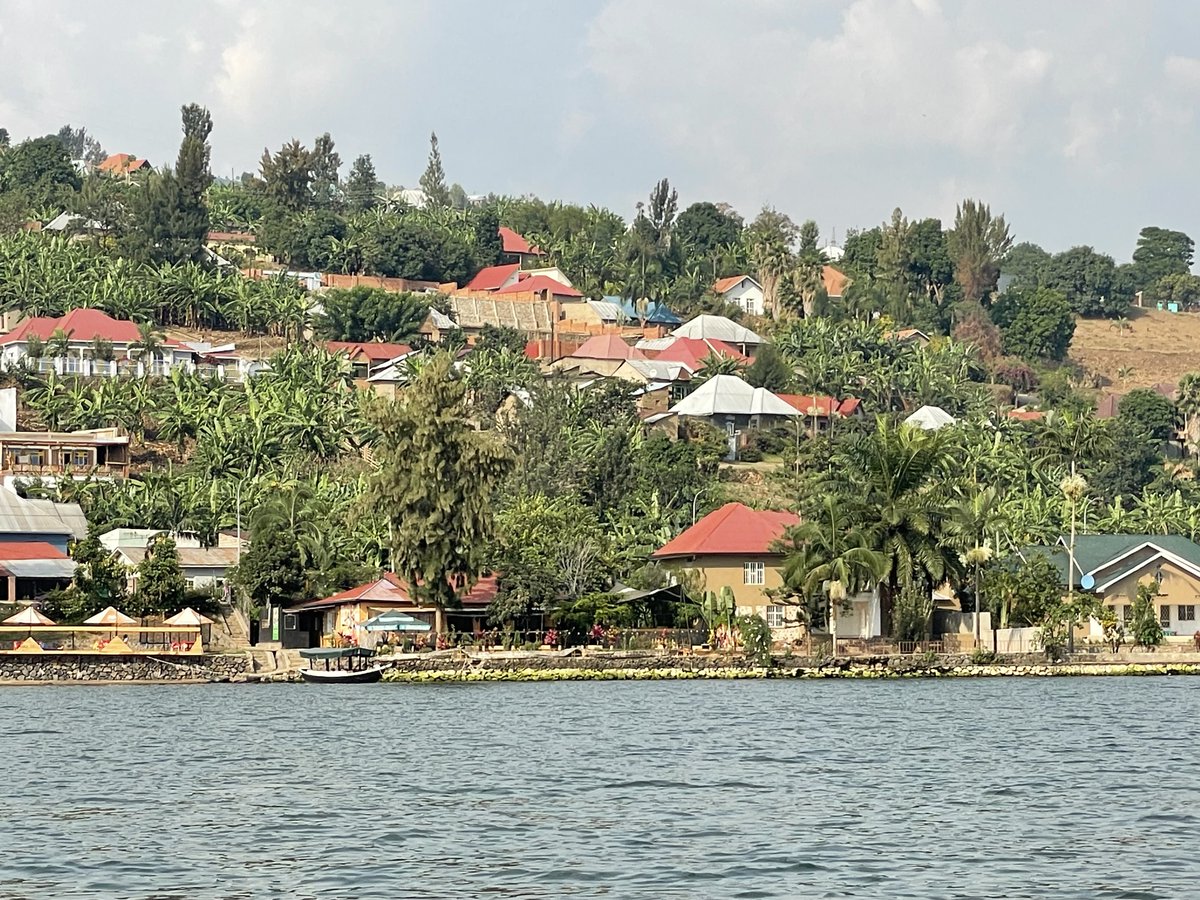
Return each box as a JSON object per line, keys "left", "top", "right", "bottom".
{"left": 380, "top": 651, "right": 1200, "bottom": 682}
{"left": 0, "top": 653, "right": 248, "bottom": 684}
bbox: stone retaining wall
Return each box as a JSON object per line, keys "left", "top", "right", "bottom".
{"left": 0, "top": 653, "right": 249, "bottom": 683}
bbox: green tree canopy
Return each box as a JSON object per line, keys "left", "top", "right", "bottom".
{"left": 134, "top": 534, "right": 187, "bottom": 616}
{"left": 368, "top": 353, "right": 513, "bottom": 630}
{"left": 1131, "top": 226, "right": 1193, "bottom": 289}
{"left": 996, "top": 288, "right": 1075, "bottom": 362}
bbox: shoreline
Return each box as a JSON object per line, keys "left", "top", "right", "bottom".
{"left": 381, "top": 661, "right": 1200, "bottom": 683}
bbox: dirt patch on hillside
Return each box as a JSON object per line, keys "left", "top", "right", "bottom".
{"left": 1070, "top": 307, "right": 1200, "bottom": 392}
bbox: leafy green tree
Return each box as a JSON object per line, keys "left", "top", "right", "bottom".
{"left": 259, "top": 139, "right": 315, "bottom": 212}
{"left": 345, "top": 153, "right": 380, "bottom": 212}
{"left": 1131, "top": 226, "right": 1193, "bottom": 289}
{"left": 1089, "top": 421, "right": 1160, "bottom": 501}
{"left": 675, "top": 201, "right": 742, "bottom": 265}
{"left": 235, "top": 524, "right": 309, "bottom": 616}
{"left": 907, "top": 217, "right": 956, "bottom": 311}
{"left": 998, "top": 288, "right": 1075, "bottom": 362}
{"left": 1129, "top": 582, "right": 1164, "bottom": 647}
{"left": 134, "top": 534, "right": 187, "bottom": 615}
{"left": 1150, "top": 272, "right": 1200, "bottom": 309}
{"left": 368, "top": 353, "right": 513, "bottom": 631}
{"left": 1042, "top": 245, "right": 1130, "bottom": 318}
{"left": 947, "top": 199, "right": 1012, "bottom": 305}
{"left": 1117, "top": 388, "right": 1176, "bottom": 442}
{"left": 1, "top": 135, "right": 80, "bottom": 207}
{"left": 979, "top": 553, "right": 1061, "bottom": 629}
{"left": 489, "top": 493, "right": 610, "bottom": 626}
{"left": 782, "top": 495, "right": 886, "bottom": 651}
{"left": 55, "top": 124, "right": 106, "bottom": 165}
{"left": 309, "top": 132, "right": 341, "bottom": 207}
{"left": 744, "top": 342, "right": 793, "bottom": 391}
{"left": 67, "top": 535, "right": 129, "bottom": 621}
{"left": 475, "top": 324, "right": 527, "bottom": 355}
{"left": 1001, "top": 241, "right": 1052, "bottom": 291}
{"left": 472, "top": 206, "right": 504, "bottom": 269}
{"left": 315, "top": 287, "right": 427, "bottom": 343}
{"left": 841, "top": 226, "right": 881, "bottom": 279}
{"left": 419, "top": 132, "right": 450, "bottom": 208}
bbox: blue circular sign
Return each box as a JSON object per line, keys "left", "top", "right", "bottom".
{"left": 1080, "top": 574, "right": 1095, "bottom": 590}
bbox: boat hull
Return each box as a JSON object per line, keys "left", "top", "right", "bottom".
{"left": 299, "top": 666, "right": 387, "bottom": 684}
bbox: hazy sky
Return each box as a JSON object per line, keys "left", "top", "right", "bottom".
{"left": 1, "top": 0, "right": 1198, "bottom": 263}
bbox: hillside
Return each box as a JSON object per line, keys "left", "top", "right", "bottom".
{"left": 1069, "top": 307, "right": 1200, "bottom": 392}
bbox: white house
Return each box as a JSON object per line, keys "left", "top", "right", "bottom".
{"left": 671, "top": 315, "right": 764, "bottom": 356}
{"left": 712, "top": 275, "right": 765, "bottom": 316}
{"left": 101, "top": 528, "right": 244, "bottom": 594}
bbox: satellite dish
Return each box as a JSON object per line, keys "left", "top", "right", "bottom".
{"left": 1080, "top": 574, "right": 1095, "bottom": 590}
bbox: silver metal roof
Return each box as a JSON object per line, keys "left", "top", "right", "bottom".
{"left": 669, "top": 375, "right": 799, "bottom": 418}
{"left": 671, "top": 315, "right": 764, "bottom": 345}
{"left": 0, "top": 490, "right": 88, "bottom": 540}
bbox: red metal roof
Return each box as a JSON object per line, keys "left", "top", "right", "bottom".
{"left": 0, "top": 309, "right": 185, "bottom": 348}
{"left": 653, "top": 503, "right": 799, "bottom": 559}
{"left": 495, "top": 275, "right": 583, "bottom": 297}
{"left": 465, "top": 263, "right": 520, "bottom": 292}
{"left": 291, "top": 573, "right": 500, "bottom": 611}
{"left": 650, "top": 337, "right": 747, "bottom": 371}
{"left": 777, "top": 394, "right": 861, "bottom": 417}
{"left": 0, "top": 542, "right": 69, "bottom": 561}
{"left": 1007, "top": 409, "right": 1045, "bottom": 422}
{"left": 97, "top": 153, "right": 150, "bottom": 175}
{"left": 823, "top": 266, "right": 848, "bottom": 297}
{"left": 570, "top": 334, "right": 646, "bottom": 361}
{"left": 325, "top": 341, "right": 412, "bottom": 362}
{"left": 712, "top": 275, "right": 752, "bottom": 294}
{"left": 498, "top": 226, "right": 542, "bottom": 256}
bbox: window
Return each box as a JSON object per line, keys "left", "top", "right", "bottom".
{"left": 766, "top": 605, "right": 786, "bottom": 628}
{"left": 63, "top": 449, "right": 92, "bottom": 467}
{"left": 284, "top": 614, "right": 298, "bottom": 631}
{"left": 1179, "top": 605, "right": 1196, "bottom": 622}
{"left": 744, "top": 561, "right": 765, "bottom": 585}
{"left": 11, "top": 447, "right": 45, "bottom": 467}
{"left": 185, "top": 578, "right": 196, "bottom": 590}
{"left": 1117, "top": 604, "right": 1129, "bottom": 623}
{"left": 1160, "top": 606, "right": 1171, "bottom": 629}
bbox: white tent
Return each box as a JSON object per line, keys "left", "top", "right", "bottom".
{"left": 670, "top": 375, "right": 799, "bottom": 418}
{"left": 904, "top": 405, "right": 957, "bottom": 431}
{"left": 671, "top": 315, "right": 763, "bottom": 346}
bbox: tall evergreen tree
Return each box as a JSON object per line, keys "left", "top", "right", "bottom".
{"left": 310, "top": 132, "right": 342, "bottom": 208}
{"left": 134, "top": 534, "right": 187, "bottom": 616}
{"left": 368, "top": 352, "right": 512, "bottom": 631}
{"left": 419, "top": 132, "right": 451, "bottom": 208}
{"left": 947, "top": 199, "right": 1013, "bottom": 305}
{"left": 172, "top": 103, "right": 213, "bottom": 261}
{"left": 345, "top": 153, "right": 380, "bottom": 212}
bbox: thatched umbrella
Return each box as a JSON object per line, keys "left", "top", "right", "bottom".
{"left": 164, "top": 607, "right": 214, "bottom": 648}
{"left": 3, "top": 605, "right": 55, "bottom": 638}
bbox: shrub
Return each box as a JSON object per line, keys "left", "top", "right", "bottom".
{"left": 1130, "top": 584, "right": 1164, "bottom": 648}
{"left": 738, "top": 446, "right": 764, "bottom": 462}
{"left": 736, "top": 614, "right": 772, "bottom": 666}
{"left": 993, "top": 358, "right": 1039, "bottom": 392}
{"left": 970, "top": 647, "right": 998, "bottom": 665}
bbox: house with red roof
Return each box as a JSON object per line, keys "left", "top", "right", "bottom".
{"left": 712, "top": 275, "right": 765, "bottom": 316}
{"left": 499, "top": 226, "right": 544, "bottom": 266}
{"left": 0, "top": 309, "right": 195, "bottom": 377}
{"left": 97, "top": 153, "right": 151, "bottom": 177}
{"left": 274, "top": 572, "right": 499, "bottom": 648}
{"left": 549, "top": 333, "right": 647, "bottom": 379}
{"left": 653, "top": 502, "right": 799, "bottom": 626}
{"left": 776, "top": 393, "right": 863, "bottom": 434}
{"left": 324, "top": 340, "right": 413, "bottom": 379}
{"left": 463, "top": 264, "right": 579, "bottom": 298}
{"left": 642, "top": 336, "right": 748, "bottom": 372}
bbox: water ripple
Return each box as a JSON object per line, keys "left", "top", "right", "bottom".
{"left": 0, "top": 678, "right": 1197, "bottom": 898}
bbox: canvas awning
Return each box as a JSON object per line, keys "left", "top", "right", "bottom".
{"left": 2, "top": 606, "right": 55, "bottom": 626}
{"left": 84, "top": 606, "right": 137, "bottom": 626}
{"left": 363, "top": 611, "right": 431, "bottom": 633}
{"left": 163, "top": 607, "right": 214, "bottom": 626}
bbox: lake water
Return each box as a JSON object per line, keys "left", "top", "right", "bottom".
{"left": 1, "top": 678, "right": 1197, "bottom": 899}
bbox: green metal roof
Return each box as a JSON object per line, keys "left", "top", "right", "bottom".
{"left": 1027, "top": 535, "right": 1200, "bottom": 588}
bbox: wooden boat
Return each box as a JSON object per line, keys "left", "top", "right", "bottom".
{"left": 299, "top": 646, "right": 388, "bottom": 683}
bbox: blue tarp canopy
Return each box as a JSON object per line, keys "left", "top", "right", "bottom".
{"left": 363, "top": 611, "right": 431, "bottom": 633}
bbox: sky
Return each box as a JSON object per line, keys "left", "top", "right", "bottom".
{"left": 1, "top": 0, "right": 1198, "bottom": 263}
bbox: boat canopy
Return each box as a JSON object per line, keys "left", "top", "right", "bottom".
{"left": 299, "top": 646, "right": 375, "bottom": 660}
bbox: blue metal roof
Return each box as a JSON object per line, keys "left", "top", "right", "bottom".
{"left": 605, "top": 297, "right": 682, "bottom": 326}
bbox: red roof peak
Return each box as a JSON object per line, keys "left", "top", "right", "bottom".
{"left": 652, "top": 502, "right": 799, "bottom": 558}
{"left": 495, "top": 275, "right": 582, "bottom": 297}
{"left": 499, "top": 226, "right": 542, "bottom": 256}
{"left": 465, "top": 263, "right": 520, "bottom": 292}
{"left": 570, "top": 334, "right": 646, "bottom": 361}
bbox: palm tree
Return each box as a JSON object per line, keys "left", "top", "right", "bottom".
{"left": 945, "top": 486, "right": 1006, "bottom": 648}
{"left": 130, "top": 321, "right": 165, "bottom": 364}
{"left": 1175, "top": 372, "right": 1200, "bottom": 456}
{"left": 835, "top": 417, "right": 959, "bottom": 638}
{"left": 782, "top": 496, "right": 886, "bottom": 655}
